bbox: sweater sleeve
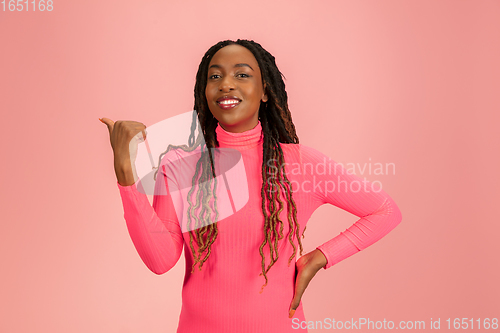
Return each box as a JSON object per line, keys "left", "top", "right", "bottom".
{"left": 299, "top": 145, "right": 402, "bottom": 270}
{"left": 116, "top": 151, "right": 184, "bottom": 275}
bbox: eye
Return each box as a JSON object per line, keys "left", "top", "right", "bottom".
{"left": 209, "top": 74, "right": 220, "bottom": 80}
{"left": 237, "top": 73, "right": 250, "bottom": 78}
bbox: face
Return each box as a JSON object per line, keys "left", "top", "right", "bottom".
{"left": 205, "top": 44, "right": 268, "bottom": 133}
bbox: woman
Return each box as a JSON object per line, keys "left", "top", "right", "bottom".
{"left": 100, "top": 39, "right": 402, "bottom": 332}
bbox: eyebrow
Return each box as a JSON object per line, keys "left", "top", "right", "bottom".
{"left": 209, "top": 63, "right": 254, "bottom": 71}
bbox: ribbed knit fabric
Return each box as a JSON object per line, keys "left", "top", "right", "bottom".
{"left": 117, "top": 120, "right": 402, "bottom": 332}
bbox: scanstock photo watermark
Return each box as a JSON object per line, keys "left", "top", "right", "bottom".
{"left": 265, "top": 156, "right": 396, "bottom": 195}
{"left": 291, "top": 317, "right": 499, "bottom": 330}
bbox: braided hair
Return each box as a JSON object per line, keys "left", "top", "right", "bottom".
{"left": 154, "top": 39, "right": 306, "bottom": 292}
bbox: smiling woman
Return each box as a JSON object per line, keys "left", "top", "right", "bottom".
{"left": 205, "top": 44, "right": 268, "bottom": 133}
{"left": 103, "top": 39, "right": 402, "bottom": 333}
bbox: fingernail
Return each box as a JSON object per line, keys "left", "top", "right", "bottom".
{"left": 289, "top": 309, "right": 295, "bottom": 318}
{"left": 99, "top": 118, "right": 104, "bottom": 123}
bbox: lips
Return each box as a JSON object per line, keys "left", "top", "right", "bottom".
{"left": 216, "top": 95, "right": 241, "bottom": 109}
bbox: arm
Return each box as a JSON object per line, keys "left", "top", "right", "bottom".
{"left": 116, "top": 152, "right": 184, "bottom": 275}
{"left": 300, "top": 145, "right": 402, "bottom": 270}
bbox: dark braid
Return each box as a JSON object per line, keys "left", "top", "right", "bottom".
{"left": 153, "top": 39, "right": 306, "bottom": 292}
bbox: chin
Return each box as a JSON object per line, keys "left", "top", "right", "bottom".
{"left": 215, "top": 114, "right": 243, "bottom": 126}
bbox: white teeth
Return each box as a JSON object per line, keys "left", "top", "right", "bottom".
{"left": 219, "top": 99, "right": 240, "bottom": 105}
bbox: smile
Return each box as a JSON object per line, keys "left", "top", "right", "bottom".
{"left": 217, "top": 99, "right": 240, "bottom": 109}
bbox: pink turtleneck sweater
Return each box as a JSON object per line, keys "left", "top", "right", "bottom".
{"left": 116, "top": 121, "right": 402, "bottom": 332}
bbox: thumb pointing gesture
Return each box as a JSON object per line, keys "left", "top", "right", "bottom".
{"left": 99, "top": 117, "right": 147, "bottom": 164}
{"left": 100, "top": 117, "right": 115, "bottom": 136}
{"left": 99, "top": 117, "right": 147, "bottom": 186}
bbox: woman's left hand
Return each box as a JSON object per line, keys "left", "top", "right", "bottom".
{"left": 289, "top": 249, "right": 328, "bottom": 318}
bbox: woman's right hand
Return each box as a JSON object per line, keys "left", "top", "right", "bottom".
{"left": 100, "top": 118, "right": 147, "bottom": 186}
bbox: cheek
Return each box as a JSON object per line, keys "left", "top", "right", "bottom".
{"left": 204, "top": 88, "right": 215, "bottom": 109}
{"left": 205, "top": 87, "right": 212, "bottom": 101}
{"left": 250, "top": 86, "right": 262, "bottom": 101}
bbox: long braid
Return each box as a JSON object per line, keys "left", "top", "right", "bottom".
{"left": 153, "top": 39, "right": 306, "bottom": 292}
{"left": 235, "top": 40, "right": 305, "bottom": 291}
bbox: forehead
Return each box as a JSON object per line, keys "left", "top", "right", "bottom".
{"left": 208, "top": 44, "right": 259, "bottom": 69}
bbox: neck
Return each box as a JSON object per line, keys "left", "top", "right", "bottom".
{"left": 215, "top": 120, "right": 264, "bottom": 150}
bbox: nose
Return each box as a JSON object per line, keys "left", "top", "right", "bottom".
{"left": 219, "top": 76, "right": 235, "bottom": 92}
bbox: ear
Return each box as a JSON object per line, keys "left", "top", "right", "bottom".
{"left": 262, "top": 82, "right": 268, "bottom": 103}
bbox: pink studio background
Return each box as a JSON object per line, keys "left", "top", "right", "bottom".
{"left": 1, "top": 1, "right": 499, "bottom": 332}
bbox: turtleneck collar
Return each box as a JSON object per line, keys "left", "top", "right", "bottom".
{"left": 215, "top": 121, "right": 264, "bottom": 150}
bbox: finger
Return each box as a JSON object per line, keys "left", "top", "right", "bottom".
{"left": 289, "top": 298, "right": 298, "bottom": 318}
{"left": 289, "top": 268, "right": 310, "bottom": 318}
{"left": 100, "top": 117, "right": 115, "bottom": 134}
{"left": 289, "top": 278, "right": 301, "bottom": 317}
{"left": 289, "top": 291, "right": 302, "bottom": 318}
